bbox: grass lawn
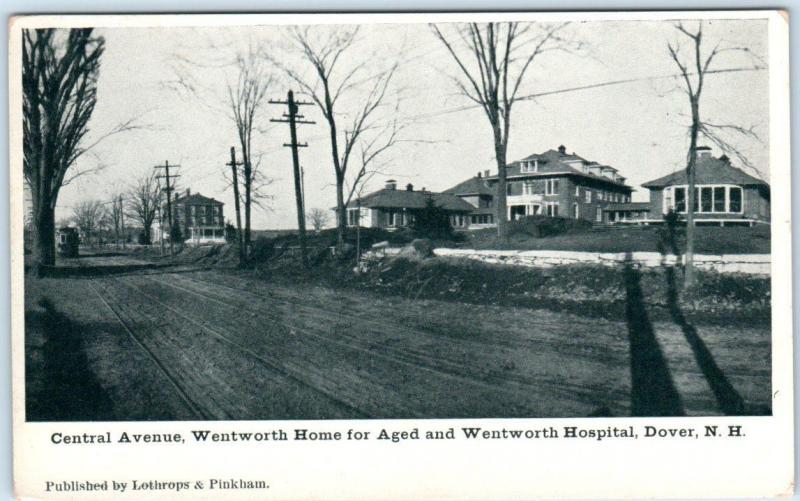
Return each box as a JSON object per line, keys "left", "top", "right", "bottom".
{"left": 457, "top": 224, "right": 771, "bottom": 254}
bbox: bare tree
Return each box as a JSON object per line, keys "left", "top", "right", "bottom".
{"left": 227, "top": 49, "right": 274, "bottom": 258}
{"left": 109, "top": 193, "right": 126, "bottom": 244}
{"left": 278, "top": 26, "right": 403, "bottom": 249}
{"left": 668, "top": 22, "right": 761, "bottom": 287}
{"left": 23, "top": 29, "right": 104, "bottom": 271}
{"left": 72, "top": 200, "right": 107, "bottom": 246}
{"left": 23, "top": 29, "right": 143, "bottom": 272}
{"left": 307, "top": 208, "right": 330, "bottom": 232}
{"left": 127, "top": 173, "right": 160, "bottom": 245}
{"left": 432, "top": 22, "right": 581, "bottom": 239}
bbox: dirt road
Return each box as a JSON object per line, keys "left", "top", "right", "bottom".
{"left": 24, "top": 253, "right": 771, "bottom": 420}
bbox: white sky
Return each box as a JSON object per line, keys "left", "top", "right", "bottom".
{"left": 53, "top": 18, "right": 769, "bottom": 229}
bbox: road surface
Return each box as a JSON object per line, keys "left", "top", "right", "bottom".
{"left": 24, "top": 252, "right": 771, "bottom": 420}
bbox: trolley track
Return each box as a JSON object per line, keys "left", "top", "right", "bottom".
{"left": 128, "top": 272, "right": 612, "bottom": 415}
{"left": 86, "top": 279, "right": 216, "bottom": 420}
{"left": 102, "top": 275, "right": 375, "bottom": 419}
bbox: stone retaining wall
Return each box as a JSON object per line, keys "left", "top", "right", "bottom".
{"left": 369, "top": 247, "right": 770, "bottom": 275}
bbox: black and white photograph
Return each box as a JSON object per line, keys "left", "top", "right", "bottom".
{"left": 8, "top": 9, "right": 794, "bottom": 501}
{"left": 19, "top": 15, "right": 778, "bottom": 421}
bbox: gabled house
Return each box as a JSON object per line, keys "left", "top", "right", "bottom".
{"left": 640, "top": 147, "right": 770, "bottom": 226}
{"left": 345, "top": 180, "right": 475, "bottom": 230}
{"left": 445, "top": 145, "right": 635, "bottom": 228}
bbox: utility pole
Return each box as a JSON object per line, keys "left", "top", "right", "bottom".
{"left": 300, "top": 166, "right": 306, "bottom": 209}
{"left": 156, "top": 202, "right": 165, "bottom": 255}
{"left": 270, "top": 90, "right": 315, "bottom": 268}
{"left": 227, "top": 147, "right": 245, "bottom": 265}
{"left": 154, "top": 160, "right": 180, "bottom": 256}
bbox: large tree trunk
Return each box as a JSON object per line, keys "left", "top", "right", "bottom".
{"left": 243, "top": 160, "right": 252, "bottom": 259}
{"left": 32, "top": 202, "right": 56, "bottom": 274}
{"left": 335, "top": 175, "right": 346, "bottom": 249}
{"left": 492, "top": 121, "right": 509, "bottom": 240}
{"left": 684, "top": 99, "right": 700, "bottom": 288}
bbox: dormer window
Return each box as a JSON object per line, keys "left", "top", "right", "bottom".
{"left": 520, "top": 160, "right": 538, "bottom": 173}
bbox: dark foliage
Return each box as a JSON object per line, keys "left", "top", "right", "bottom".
{"left": 508, "top": 215, "right": 592, "bottom": 238}
{"left": 410, "top": 198, "right": 454, "bottom": 240}
{"left": 170, "top": 224, "right": 183, "bottom": 243}
{"left": 225, "top": 223, "right": 238, "bottom": 244}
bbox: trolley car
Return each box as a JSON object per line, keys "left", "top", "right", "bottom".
{"left": 56, "top": 227, "right": 80, "bottom": 257}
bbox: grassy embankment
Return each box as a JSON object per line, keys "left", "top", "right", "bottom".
{"left": 137, "top": 223, "right": 770, "bottom": 326}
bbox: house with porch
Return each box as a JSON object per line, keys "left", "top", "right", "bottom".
{"left": 639, "top": 147, "right": 770, "bottom": 226}
{"left": 444, "top": 145, "right": 635, "bottom": 228}
{"left": 157, "top": 190, "right": 226, "bottom": 244}
{"left": 344, "top": 180, "right": 475, "bottom": 230}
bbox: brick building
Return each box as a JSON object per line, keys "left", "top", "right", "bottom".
{"left": 445, "top": 145, "right": 635, "bottom": 228}
{"left": 158, "top": 190, "right": 226, "bottom": 244}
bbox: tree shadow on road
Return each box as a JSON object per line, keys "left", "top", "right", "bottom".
{"left": 657, "top": 215, "right": 767, "bottom": 416}
{"left": 25, "top": 298, "right": 115, "bottom": 421}
{"left": 623, "top": 258, "right": 685, "bottom": 416}
{"left": 663, "top": 267, "right": 765, "bottom": 415}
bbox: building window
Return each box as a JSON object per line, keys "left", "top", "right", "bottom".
{"left": 669, "top": 185, "right": 743, "bottom": 214}
{"left": 700, "top": 187, "right": 713, "bottom": 212}
{"left": 713, "top": 187, "right": 726, "bottom": 212}
{"left": 546, "top": 202, "right": 559, "bottom": 217}
{"left": 729, "top": 187, "right": 742, "bottom": 213}
{"left": 675, "top": 187, "right": 686, "bottom": 212}
{"left": 573, "top": 203, "right": 579, "bottom": 219}
{"left": 545, "top": 179, "right": 559, "bottom": 195}
{"left": 451, "top": 214, "right": 467, "bottom": 227}
{"left": 523, "top": 181, "right": 536, "bottom": 195}
{"left": 347, "top": 208, "right": 360, "bottom": 226}
{"left": 585, "top": 190, "right": 592, "bottom": 203}
{"left": 575, "top": 186, "right": 580, "bottom": 196}
{"left": 387, "top": 211, "right": 396, "bottom": 227}
{"left": 520, "top": 160, "right": 538, "bottom": 173}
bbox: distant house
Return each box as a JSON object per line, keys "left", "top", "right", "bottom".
{"left": 640, "top": 147, "right": 770, "bottom": 226}
{"left": 345, "top": 180, "right": 475, "bottom": 230}
{"left": 159, "top": 190, "right": 226, "bottom": 244}
{"left": 445, "top": 145, "right": 635, "bottom": 228}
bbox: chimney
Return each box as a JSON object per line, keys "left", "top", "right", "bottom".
{"left": 406, "top": 183, "right": 414, "bottom": 191}
{"left": 385, "top": 179, "right": 397, "bottom": 190}
{"left": 185, "top": 188, "right": 190, "bottom": 197}
{"left": 477, "top": 171, "right": 482, "bottom": 178}
{"left": 696, "top": 145, "right": 712, "bottom": 159}
{"left": 719, "top": 154, "right": 730, "bottom": 163}
{"left": 558, "top": 145, "right": 566, "bottom": 155}
{"left": 484, "top": 169, "right": 490, "bottom": 178}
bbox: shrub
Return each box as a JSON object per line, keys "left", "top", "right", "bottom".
{"left": 225, "top": 223, "right": 238, "bottom": 243}
{"left": 249, "top": 237, "right": 276, "bottom": 263}
{"left": 509, "top": 215, "right": 591, "bottom": 238}
{"left": 410, "top": 198, "right": 453, "bottom": 239}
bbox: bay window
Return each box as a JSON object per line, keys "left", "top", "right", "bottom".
{"left": 666, "top": 185, "right": 743, "bottom": 214}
